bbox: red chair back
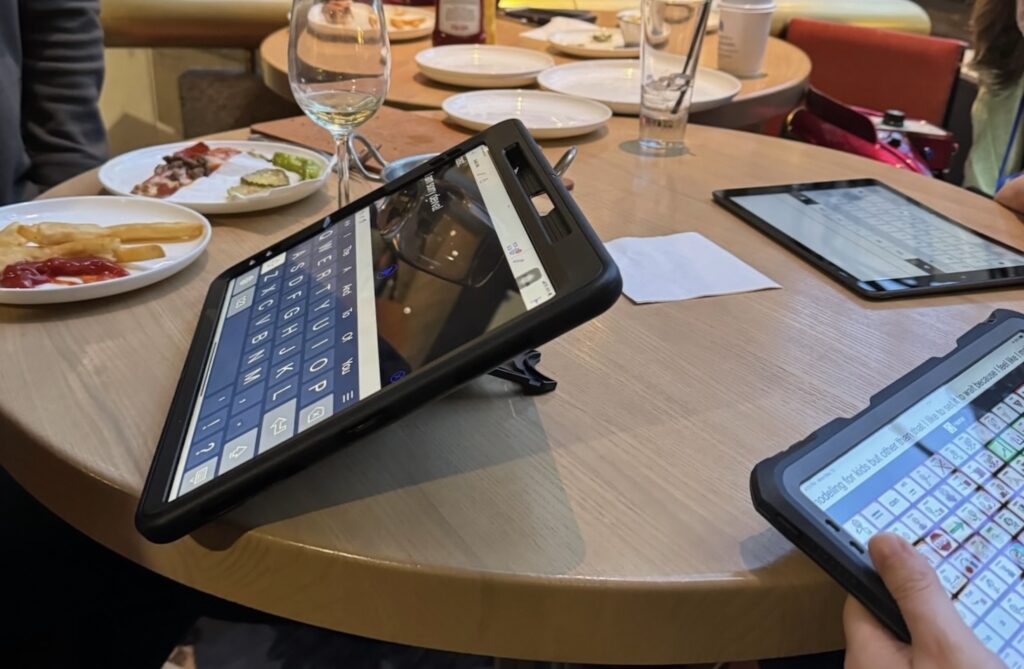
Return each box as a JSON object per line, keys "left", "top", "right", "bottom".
{"left": 786, "top": 18, "right": 965, "bottom": 127}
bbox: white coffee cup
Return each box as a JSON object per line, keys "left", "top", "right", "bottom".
{"left": 717, "top": 0, "right": 775, "bottom": 78}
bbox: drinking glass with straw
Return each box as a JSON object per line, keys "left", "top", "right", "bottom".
{"left": 638, "top": 0, "right": 712, "bottom": 154}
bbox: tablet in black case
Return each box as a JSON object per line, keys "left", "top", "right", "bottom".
{"left": 137, "top": 120, "right": 621, "bottom": 543}
{"left": 753, "top": 310, "right": 1024, "bottom": 665}
{"left": 714, "top": 179, "right": 1024, "bottom": 299}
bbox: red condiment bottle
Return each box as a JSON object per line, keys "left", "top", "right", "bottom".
{"left": 432, "top": 0, "right": 485, "bottom": 45}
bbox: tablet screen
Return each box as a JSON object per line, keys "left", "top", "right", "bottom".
{"left": 169, "top": 145, "right": 556, "bottom": 500}
{"left": 729, "top": 183, "right": 1024, "bottom": 282}
{"left": 801, "top": 331, "right": 1024, "bottom": 656}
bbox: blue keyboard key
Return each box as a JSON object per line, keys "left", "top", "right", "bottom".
{"left": 305, "top": 329, "right": 333, "bottom": 358}
{"left": 242, "top": 345, "right": 269, "bottom": 368}
{"left": 278, "top": 303, "right": 304, "bottom": 326}
{"left": 310, "top": 279, "right": 334, "bottom": 300}
{"left": 273, "top": 341, "right": 301, "bottom": 364}
{"left": 277, "top": 320, "right": 303, "bottom": 343}
{"left": 282, "top": 286, "right": 305, "bottom": 306}
{"left": 245, "top": 328, "right": 272, "bottom": 350}
{"left": 238, "top": 360, "right": 269, "bottom": 391}
{"left": 250, "top": 311, "right": 274, "bottom": 333}
{"left": 267, "top": 378, "right": 299, "bottom": 409}
{"left": 309, "top": 295, "right": 335, "bottom": 317}
{"left": 270, "top": 355, "right": 300, "bottom": 385}
{"left": 283, "top": 273, "right": 305, "bottom": 291}
{"left": 301, "top": 373, "right": 334, "bottom": 406}
{"left": 253, "top": 295, "right": 276, "bottom": 316}
{"left": 303, "top": 348, "right": 333, "bottom": 382}
{"left": 309, "top": 312, "right": 334, "bottom": 336}
{"left": 186, "top": 430, "right": 223, "bottom": 470}
{"left": 195, "top": 408, "right": 228, "bottom": 442}
{"left": 226, "top": 404, "right": 261, "bottom": 441}
{"left": 288, "top": 242, "right": 312, "bottom": 262}
{"left": 199, "top": 388, "right": 231, "bottom": 418}
{"left": 312, "top": 266, "right": 334, "bottom": 284}
{"left": 256, "top": 281, "right": 279, "bottom": 299}
{"left": 338, "top": 351, "right": 356, "bottom": 380}
{"left": 232, "top": 382, "right": 264, "bottom": 415}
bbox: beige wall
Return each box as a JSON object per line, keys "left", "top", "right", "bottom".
{"left": 100, "top": 48, "right": 250, "bottom": 156}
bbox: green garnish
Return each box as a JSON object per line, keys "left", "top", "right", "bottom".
{"left": 272, "top": 152, "right": 322, "bottom": 180}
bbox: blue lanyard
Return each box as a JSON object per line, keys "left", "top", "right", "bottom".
{"left": 997, "top": 90, "right": 1024, "bottom": 191}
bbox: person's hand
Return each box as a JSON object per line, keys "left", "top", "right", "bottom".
{"left": 995, "top": 176, "right": 1024, "bottom": 215}
{"left": 843, "top": 533, "right": 1006, "bottom": 669}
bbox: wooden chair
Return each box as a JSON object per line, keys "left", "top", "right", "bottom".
{"left": 785, "top": 17, "right": 966, "bottom": 127}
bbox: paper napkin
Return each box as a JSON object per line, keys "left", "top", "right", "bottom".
{"left": 605, "top": 232, "right": 781, "bottom": 303}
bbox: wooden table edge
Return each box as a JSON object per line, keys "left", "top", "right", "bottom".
{"left": 1, "top": 407, "right": 844, "bottom": 664}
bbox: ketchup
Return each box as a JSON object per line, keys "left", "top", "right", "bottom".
{"left": 2, "top": 256, "right": 128, "bottom": 289}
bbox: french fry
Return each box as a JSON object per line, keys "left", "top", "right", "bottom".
{"left": 17, "top": 221, "right": 203, "bottom": 245}
{"left": 0, "top": 237, "right": 118, "bottom": 268}
{"left": 114, "top": 244, "right": 166, "bottom": 263}
{"left": 17, "top": 222, "right": 112, "bottom": 245}
{"left": 107, "top": 222, "right": 204, "bottom": 243}
{"left": 0, "top": 222, "right": 27, "bottom": 247}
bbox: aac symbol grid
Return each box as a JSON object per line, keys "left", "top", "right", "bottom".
{"left": 839, "top": 387, "right": 1024, "bottom": 659}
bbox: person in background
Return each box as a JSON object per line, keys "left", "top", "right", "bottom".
{"left": 843, "top": 533, "right": 1005, "bottom": 669}
{"left": 964, "top": 0, "right": 1024, "bottom": 212}
{"left": 0, "top": 0, "right": 107, "bottom": 205}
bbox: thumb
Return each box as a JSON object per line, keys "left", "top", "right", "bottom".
{"left": 869, "top": 533, "right": 971, "bottom": 647}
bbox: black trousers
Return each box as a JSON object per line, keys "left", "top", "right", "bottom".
{"left": 0, "top": 466, "right": 221, "bottom": 668}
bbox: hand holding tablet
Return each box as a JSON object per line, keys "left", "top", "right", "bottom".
{"left": 754, "top": 310, "right": 1024, "bottom": 664}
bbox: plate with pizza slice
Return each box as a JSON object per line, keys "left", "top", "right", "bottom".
{"left": 99, "top": 140, "right": 332, "bottom": 215}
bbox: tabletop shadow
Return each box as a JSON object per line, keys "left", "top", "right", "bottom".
{"left": 193, "top": 373, "right": 585, "bottom": 574}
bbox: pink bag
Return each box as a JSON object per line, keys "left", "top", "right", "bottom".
{"left": 786, "top": 87, "right": 958, "bottom": 178}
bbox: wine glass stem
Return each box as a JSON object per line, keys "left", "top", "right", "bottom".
{"left": 335, "top": 132, "right": 350, "bottom": 209}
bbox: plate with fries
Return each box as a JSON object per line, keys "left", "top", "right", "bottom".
{"left": 0, "top": 196, "right": 212, "bottom": 305}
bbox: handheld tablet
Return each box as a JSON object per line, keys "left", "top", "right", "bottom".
{"left": 713, "top": 179, "right": 1024, "bottom": 299}
{"left": 137, "top": 120, "right": 621, "bottom": 543}
{"left": 752, "top": 309, "right": 1024, "bottom": 663}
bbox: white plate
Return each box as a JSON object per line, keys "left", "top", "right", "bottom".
{"left": 415, "top": 45, "right": 555, "bottom": 88}
{"left": 443, "top": 90, "right": 611, "bottom": 139}
{"left": 0, "top": 197, "right": 211, "bottom": 305}
{"left": 99, "top": 141, "right": 330, "bottom": 215}
{"left": 615, "top": 8, "right": 718, "bottom": 33}
{"left": 308, "top": 3, "right": 434, "bottom": 41}
{"left": 537, "top": 60, "right": 741, "bottom": 115}
{"left": 548, "top": 29, "right": 639, "bottom": 59}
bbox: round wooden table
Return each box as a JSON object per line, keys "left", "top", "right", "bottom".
{"left": 3, "top": 115, "right": 1022, "bottom": 664}
{"left": 260, "top": 17, "right": 811, "bottom": 128}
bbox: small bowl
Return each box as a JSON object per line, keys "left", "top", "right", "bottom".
{"left": 617, "top": 10, "right": 642, "bottom": 46}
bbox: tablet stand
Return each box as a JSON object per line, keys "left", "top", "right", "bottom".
{"left": 489, "top": 350, "right": 557, "bottom": 395}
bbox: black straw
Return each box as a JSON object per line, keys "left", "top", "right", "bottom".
{"left": 669, "top": 0, "right": 712, "bottom": 115}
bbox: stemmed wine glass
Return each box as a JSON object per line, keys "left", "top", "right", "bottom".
{"left": 289, "top": 0, "right": 391, "bottom": 208}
